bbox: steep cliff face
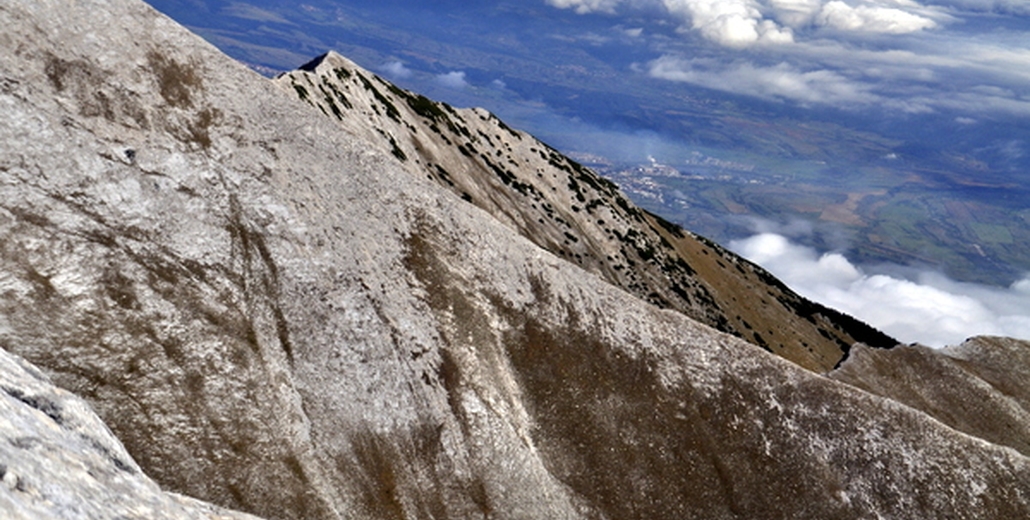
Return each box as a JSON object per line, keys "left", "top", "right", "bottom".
{"left": 1, "top": 1, "right": 1029, "bottom": 519}
{"left": 0, "top": 348, "right": 260, "bottom": 519}
{"left": 272, "top": 52, "right": 896, "bottom": 372}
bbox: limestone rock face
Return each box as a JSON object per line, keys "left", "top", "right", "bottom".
{"left": 273, "top": 52, "right": 896, "bottom": 372}
{"left": 1, "top": 0, "right": 1029, "bottom": 519}
{"left": 0, "top": 348, "right": 260, "bottom": 519}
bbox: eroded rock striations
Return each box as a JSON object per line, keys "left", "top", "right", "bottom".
{"left": 1, "top": 0, "right": 1029, "bottom": 519}
{"left": 274, "top": 52, "right": 896, "bottom": 372}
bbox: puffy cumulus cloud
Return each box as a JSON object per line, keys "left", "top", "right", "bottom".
{"left": 649, "top": 56, "right": 881, "bottom": 106}
{"left": 379, "top": 61, "right": 412, "bottom": 79}
{"left": 434, "top": 71, "right": 469, "bottom": 89}
{"left": 655, "top": 0, "right": 941, "bottom": 47}
{"left": 730, "top": 233, "right": 1030, "bottom": 347}
{"left": 546, "top": 0, "right": 625, "bottom": 14}
{"left": 663, "top": 0, "right": 795, "bottom": 47}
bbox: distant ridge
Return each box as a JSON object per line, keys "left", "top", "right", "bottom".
{"left": 274, "top": 50, "right": 897, "bottom": 371}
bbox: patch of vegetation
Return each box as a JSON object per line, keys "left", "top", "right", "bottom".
{"left": 614, "top": 196, "right": 645, "bottom": 222}
{"left": 321, "top": 77, "right": 353, "bottom": 109}
{"left": 187, "top": 107, "right": 220, "bottom": 149}
{"left": 357, "top": 74, "right": 401, "bottom": 122}
{"left": 969, "top": 222, "right": 1014, "bottom": 244}
{"left": 389, "top": 136, "right": 407, "bottom": 162}
{"left": 147, "top": 51, "right": 202, "bottom": 109}
{"left": 646, "top": 210, "right": 686, "bottom": 239}
{"left": 325, "top": 95, "right": 343, "bottom": 120}
{"left": 430, "top": 165, "right": 454, "bottom": 187}
{"left": 494, "top": 116, "right": 521, "bottom": 139}
{"left": 405, "top": 93, "right": 449, "bottom": 124}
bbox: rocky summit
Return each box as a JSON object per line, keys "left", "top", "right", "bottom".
{"left": 1, "top": 0, "right": 1029, "bottom": 519}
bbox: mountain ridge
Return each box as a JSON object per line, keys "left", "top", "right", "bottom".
{"left": 274, "top": 50, "right": 895, "bottom": 372}
{"left": 1, "top": 0, "right": 1030, "bottom": 518}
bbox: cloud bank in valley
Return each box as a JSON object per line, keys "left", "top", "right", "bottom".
{"left": 729, "top": 233, "right": 1030, "bottom": 347}
{"left": 545, "top": 0, "right": 1030, "bottom": 116}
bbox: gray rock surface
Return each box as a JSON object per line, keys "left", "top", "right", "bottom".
{"left": 0, "top": 348, "right": 260, "bottom": 519}
{"left": 832, "top": 336, "right": 1030, "bottom": 457}
{"left": 1, "top": 0, "right": 1029, "bottom": 519}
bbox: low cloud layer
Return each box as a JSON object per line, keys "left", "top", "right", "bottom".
{"left": 649, "top": 56, "right": 881, "bottom": 107}
{"left": 729, "top": 233, "right": 1030, "bottom": 347}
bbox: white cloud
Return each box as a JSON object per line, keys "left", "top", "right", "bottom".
{"left": 435, "top": 71, "right": 469, "bottom": 89}
{"left": 379, "top": 61, "right": 412, "bottom": 79}
{"left": 768, "top": 0, "right": 825, "bottom": 26}
{"left": 817, "top": 1, "right": 939, "bottom": 33}
{"left": 730, "top": 233, "right": 1030, "bottom": 347}
{"left": 654, "top": 0, "right": 941, "bottom": 47}
{"left": 649, "top": 56, "right": 881, "bottom": 106}
{"left": 546, "top": 0, "right": 625, "bottom": 14}
{"left": 663, "top": 0, "right": 795, "bottom": 47}
{"left": 643, "top": 34, "right": 1030, "bottom": 114}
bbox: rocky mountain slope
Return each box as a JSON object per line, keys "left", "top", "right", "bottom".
{"left": 0, "top": 347, "right": 259, "bottom": 519}
{"left": 1, "top": 0, "right": 1030, "bottom": 519}
{"left": 273, "top": 52, "right": 895, "bottom": 372}
{"left": 832, "top": 336, "right": 1030, "bottom": 459}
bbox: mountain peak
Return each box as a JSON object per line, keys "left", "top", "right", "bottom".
{"left": 296, "top": 50, "right": 353, "bottom": 73}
